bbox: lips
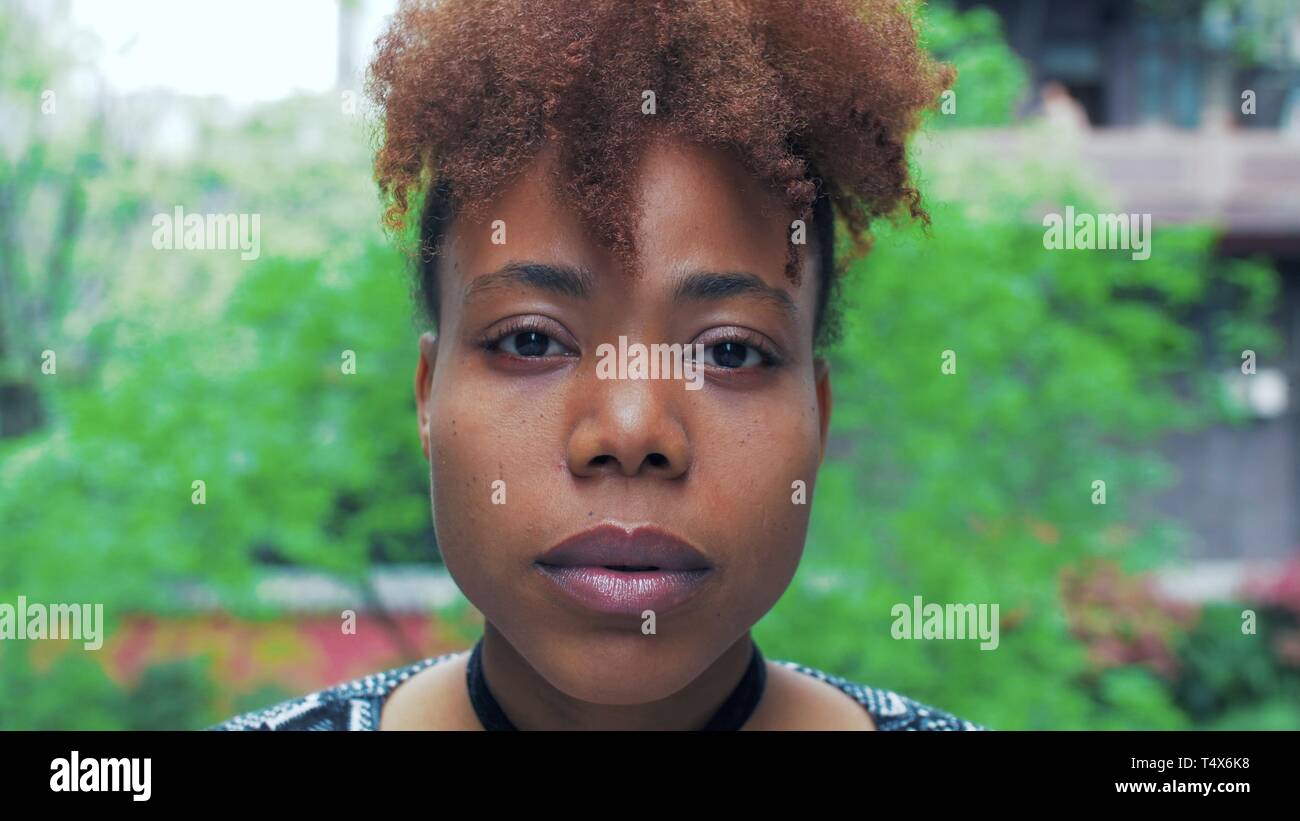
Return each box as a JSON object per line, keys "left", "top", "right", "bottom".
{"left": 534, "top": 524, "right": 714, "bottom": 616}
{"left": 537, "top": 524, "right": 712, "bottom": 571}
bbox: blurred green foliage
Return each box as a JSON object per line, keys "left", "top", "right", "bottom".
{"left": 921, "top": 1, "right": 1030, "bottom": 126}
{"left": 1175, "top": 600, "right": 1300, "bottom": 729}
{"left": 0, "top": 1, "right": 1293, "bottom": 730}
{"left": 0, "top": 650, "right": 218, "bottom": 730}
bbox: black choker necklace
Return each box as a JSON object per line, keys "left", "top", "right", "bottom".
{"left": 466, "top": 636, "right": 767, "bottom": 731}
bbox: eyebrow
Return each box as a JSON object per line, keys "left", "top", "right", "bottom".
{"left": 672, "top": 270, "right": 797, "bottom": 320}
{"left": 463, "top": 261, "right": 595, "bottom": 303}
{"left": 462, "top": 261, "right": 797, "bottom": 321}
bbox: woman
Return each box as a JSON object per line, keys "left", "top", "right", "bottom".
{"left": 216, "top": 0, "right": 981, "bottom": 731}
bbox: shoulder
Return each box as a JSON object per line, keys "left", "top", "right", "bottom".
{"left": 774, "top": 659, "right": 988, "bottom": 731}
{"left": 209, "top": 651, "right": 462, "bottom": 731}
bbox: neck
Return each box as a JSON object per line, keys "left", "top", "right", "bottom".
{"left": 477, "top": 623, "right": 758, "bottom": 730}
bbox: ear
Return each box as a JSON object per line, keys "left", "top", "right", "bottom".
{"left": 813, "top": 356, "right": 832, "bottom": 466}
{"left": 415, "top": 331, "right": 439, "bottom": 461}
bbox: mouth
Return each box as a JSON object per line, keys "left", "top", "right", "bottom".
{"left": 534, "top": 524, "right": 714, "bottom": 617}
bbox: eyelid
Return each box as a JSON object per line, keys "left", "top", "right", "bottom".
{"left": 692, "top": 325, "right": 785, "bottom": 367}
{"left": 478, "top": 314, "right": 579, "bottom": 356}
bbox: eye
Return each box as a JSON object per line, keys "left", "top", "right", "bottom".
{"left": 479, "top": 317, "right": 578, "bottom": 361}
{"left": 694, "top": 328, "right": 783, "bottom": 371}
{"left": 706, "top": 341, "right": 764, "bottom": 369}
{"left": 498, "top": 330, "right": 566, "bottom": 357}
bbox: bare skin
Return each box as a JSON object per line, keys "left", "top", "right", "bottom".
{"left": 380, "top": 640, "right": 877, "bottom": 731}
{"left": 382, "top": 133, "right": 874, "bottom": 730}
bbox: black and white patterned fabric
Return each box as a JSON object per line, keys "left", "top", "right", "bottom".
{"left": 212, "top": 651, "right": 985, "bottom": 731}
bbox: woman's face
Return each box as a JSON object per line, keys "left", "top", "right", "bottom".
{"left": 415, "top": 135, "right": 832, "bottom": 704}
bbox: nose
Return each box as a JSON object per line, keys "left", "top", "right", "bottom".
{"left": 566, "top": 378, "right": 691, "bottom": 480}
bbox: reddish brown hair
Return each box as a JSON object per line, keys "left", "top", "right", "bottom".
{"left": 366, "top": 0, "right": 953, "bottom": 348}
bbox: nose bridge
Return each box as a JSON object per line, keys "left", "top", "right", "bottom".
{"left": 567, "top": 364, "right": 691, "bottom": 478}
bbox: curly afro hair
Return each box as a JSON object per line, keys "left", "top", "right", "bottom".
{"left": 366, "top": 0, "right": 953, "bottom": 350}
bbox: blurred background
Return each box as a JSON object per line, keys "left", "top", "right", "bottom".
{"left": 1, "top": 0, "right": 1298, "bottom": 730}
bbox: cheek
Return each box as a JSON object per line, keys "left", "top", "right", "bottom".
{"left": 426, "top": 383, "right": 513, "bottom": 581}
{"left": 425, "top": 373, "right": 561, "bottom": 582}
{"left": 694, "top": 387, "right": 822, "bottom": 604}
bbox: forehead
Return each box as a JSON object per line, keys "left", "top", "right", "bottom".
{"left": 441, "top": 136, "right": 818, "bottom": 323}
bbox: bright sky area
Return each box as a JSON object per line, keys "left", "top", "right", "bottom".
{"left": 68, "top": 0, "right": 398, "bottom": 102}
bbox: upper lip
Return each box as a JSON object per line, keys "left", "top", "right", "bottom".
{"left": 537, "top": 524, "right": 712, "bottom": 571}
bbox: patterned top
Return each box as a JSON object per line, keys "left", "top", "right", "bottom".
{"left": 212, "top": 650, "right": 986, "bottom": 731}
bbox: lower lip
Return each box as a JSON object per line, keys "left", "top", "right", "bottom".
{"left": 534, "top": 564, "right": 712, "bottom": 617}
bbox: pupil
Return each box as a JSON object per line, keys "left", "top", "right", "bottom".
{"left": 715, "top": 342, "right": 747, "bottom": 368}
{"left": 515, "top": 332, "right": 548, "bottom": 356}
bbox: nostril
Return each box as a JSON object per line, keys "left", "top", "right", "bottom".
{"left": 646, "top": 453, "right": 668, "bottom": 468}
{"left": 591, "top": 455, "right": 614, "bottom": 466}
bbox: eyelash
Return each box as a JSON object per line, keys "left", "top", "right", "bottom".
{"left": 478, "top": 317, "right": 576, "bottom": 358}
{"left": 695, "top": 328, "right": 783, "bottom": 369}
{"left": 478, "top": 317, "right": 783, "bottom": 370}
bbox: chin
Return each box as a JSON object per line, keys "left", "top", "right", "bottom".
{"left": 523, "top": 628, "right": 734, "bottom": 705}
